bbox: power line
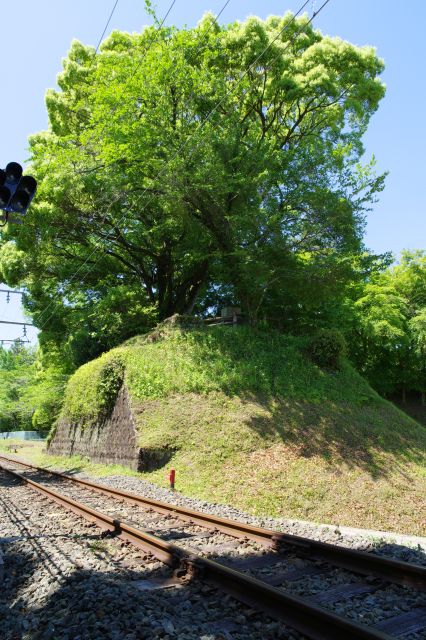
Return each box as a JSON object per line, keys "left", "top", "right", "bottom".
{"left": 95, "top": 0, "right": 120, "bottom": 54}
{"left": 0, "top": 320, "right": 34, "bottom": 327}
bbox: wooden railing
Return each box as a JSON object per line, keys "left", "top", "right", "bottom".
{"left": 203, "top": 314, "right": 245, "bottom": 326}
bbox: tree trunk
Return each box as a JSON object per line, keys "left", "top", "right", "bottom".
{"left": 157, "top": 257, "right": 210, "bottom": 320}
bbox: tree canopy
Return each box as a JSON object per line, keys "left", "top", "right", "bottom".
{"left": 0, "top": 342, "right": 67, "bottom": 433}
{"left": 345, "top": 251, "right": 426, "bottom": 399}
{"left": 0, "top": 11, "right": 386, "bottom": 366}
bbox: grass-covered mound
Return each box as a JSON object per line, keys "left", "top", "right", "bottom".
{"left": 50, "top": 321, "right": 426, "bottom": 535}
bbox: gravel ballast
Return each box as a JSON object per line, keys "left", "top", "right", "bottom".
{"left": 1, "top": 458, "right": 425, "bottom": 639}
{"left": 0, "top": 469, "right": 302, "bottom": 640}
{"left": 75, "top": 471, "right": 426, "bottom": 565}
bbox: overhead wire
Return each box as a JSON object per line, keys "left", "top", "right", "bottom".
{"left": 94, "top": 0, "right": 120, "bottom": 54}
{"left": 35, "top": 0, "right": 333, "bottom": 332}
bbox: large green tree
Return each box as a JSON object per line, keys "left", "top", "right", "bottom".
{"left": 0, "top": 11, "right": 385, "bottom": 364}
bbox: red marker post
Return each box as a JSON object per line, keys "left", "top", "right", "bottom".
{"left": 167, "top": 469, "right": 175, "bottom": 491}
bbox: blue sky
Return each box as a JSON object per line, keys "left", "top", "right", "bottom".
{"left": 0, "top": 0, "right": 425, "bottom": 343}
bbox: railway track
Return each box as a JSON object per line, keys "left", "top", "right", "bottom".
{"left": 0, "top": 453, "right": 425, "bottom": 640}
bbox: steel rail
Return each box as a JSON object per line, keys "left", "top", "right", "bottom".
{"left": 0, "top": 453, "right": 277, "bottom": 543}
{"left": 0, "top": 463, "right": 184, "bottom": 565}
{"left": 0, "top": 462, "right": 394, "bottom": 640}
{"left": 1, "top": 453, "right": 425, "bottom": 592}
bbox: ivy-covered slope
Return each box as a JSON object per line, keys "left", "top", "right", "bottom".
{"left": 50, "top": 322, "right": 426, "bottom": 535}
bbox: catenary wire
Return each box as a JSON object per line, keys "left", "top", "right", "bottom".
{"left": 95, "top": 0, "right": 120, "bottom": 54}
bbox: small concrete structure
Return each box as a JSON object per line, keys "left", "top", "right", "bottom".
{"left": 220, "top": 306, "right": 241, "bottom": 318}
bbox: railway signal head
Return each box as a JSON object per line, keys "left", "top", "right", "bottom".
{"left": 5, "top": 162, "right": 23, "bottom": 184}
{"left": 0, "top": 162, "right": 37, "bottom": 224}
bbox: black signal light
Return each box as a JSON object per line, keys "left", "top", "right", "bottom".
{"left": 0, "top": 162, "right": 37, "bottom": 223}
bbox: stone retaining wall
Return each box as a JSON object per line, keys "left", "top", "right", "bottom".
{"left": 48, "top": 386, "right": 141, "bottom": 470}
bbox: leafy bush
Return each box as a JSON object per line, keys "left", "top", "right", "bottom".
{"left": 32, "top": 399, "right": 58, "bottom": 434}
{"left": 308, "top": 329, "right": 347, "bottom": 370}
{"left": 97, "top": 357, "right": 125, "bottom": 418}
{"left": 57, "top": 348, "right": 127, "bottom": 429}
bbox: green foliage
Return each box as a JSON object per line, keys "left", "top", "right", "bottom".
{"left": 97, "top": 357, "right": 125, "bottom": 418}
{"left": 0, "top": 242, "right": 27, "bottom": 286}
{"left": 307, "top": 329, "right": 347, "bottom": 370}
{"left": 0, "top": 343, "right": 67, "bottom": 434}
{"left": 56, "top": 324, "right": 379, "bottom": 437}
{"left": 0, "top": 11, "right": 386, "bottom": 363}
{"left": 0, "top": 344, "right": 36, "bottom": 431}
{"left": 60, "top": 350, "right": 126, "bottom": 427}
{"left": 346, "top": 250, "right": 426, "bottom": 396}
{"left": 30, "top": 368, "right": 67, "bottom": 433}
{"left": 410, "top": 308, "right": 426, "bottom": 358}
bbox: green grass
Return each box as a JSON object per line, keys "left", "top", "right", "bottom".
{"left": 0, "top": 440, "right": 140, "bottom": 478}
{"left": 46, "top": 323, "right": 426, "bottom": 536}
{"left": 58, "top": 325, "right": 378, "bottom": 423}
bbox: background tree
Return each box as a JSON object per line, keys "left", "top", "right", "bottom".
{"left": 390, "top": 251, "right": 426, "bottom": 402}
{"left": 345, "top": 250, "right": 426, "bottom": 401}
{"left": 0, "top": 344, "right": 36, "bottom": 432}
{"left": 0, "top": 343, "right": 67, "bottom": 434}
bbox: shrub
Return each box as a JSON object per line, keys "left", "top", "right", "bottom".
{"left": 308, "top": 329, "right": 347, "bottom": 370}
{"left": 96, "top": 357, "right": 125, "bottom": 418}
